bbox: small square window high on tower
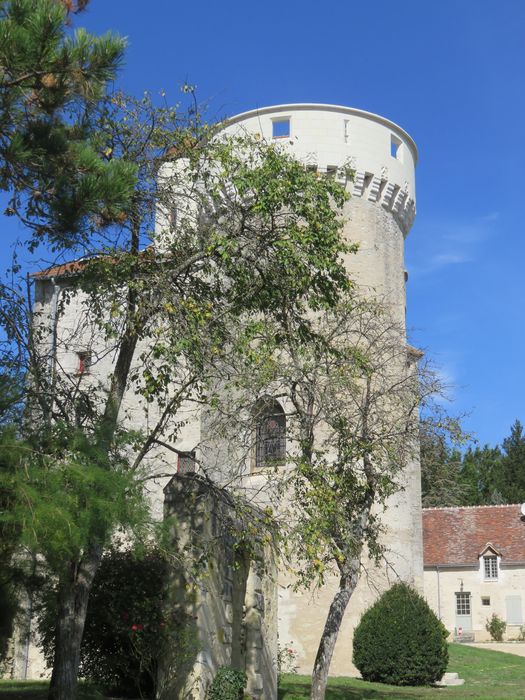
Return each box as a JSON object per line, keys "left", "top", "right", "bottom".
{"left": 391, "top": 134, "right": 402, "bottom": 159}
{"left": 272, "top": 118, "right": 290, "bottom": 139}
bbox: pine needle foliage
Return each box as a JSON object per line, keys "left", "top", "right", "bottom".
{"left": 0, "top": 0, "right": 136, "bottom": 248}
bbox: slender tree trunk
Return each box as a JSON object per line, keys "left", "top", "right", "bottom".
{"left": 310, "top": 560, "right": 360, "bottom": 700}
{"left": 48, "top": 547, "right": 102, "bottom": 700}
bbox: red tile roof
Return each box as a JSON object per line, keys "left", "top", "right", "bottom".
{"left": 31, "top": 259, "right": 88, "bottom": 279}
{"left": 423, "top": 505, "right": 525, "bottom": 567}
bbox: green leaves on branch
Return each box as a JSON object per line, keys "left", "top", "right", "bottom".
{"left": 0, "top": 426, "right": 149, "bottom": 571}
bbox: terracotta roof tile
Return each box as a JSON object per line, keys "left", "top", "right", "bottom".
{"left": 423, "top": 505, "right": 525, "bottom": 567}
{"left": 31, "top": 259, "right": 87, "bottom": 279}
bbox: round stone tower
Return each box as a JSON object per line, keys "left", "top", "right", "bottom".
{"left": 222, "top": 104, "right": 417, "bottom": 328}
{"left": 222, "top": 104, "right": 423, "bottom": 675}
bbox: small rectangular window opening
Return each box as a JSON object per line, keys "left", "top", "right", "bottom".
{"left": 326, "top": 165, "right": 338, "bottom": 179}
{"left": 77, "top": 351, "right": 91, "bottom": 375}
{"left": 305, "top": 164, "right": 318, "bottom": 174}
{"left": 178, "top": 450, "right": 196, "bottom": 474}
{"left": 272, "top": 118, "right": 290, "bottom": 139}
{"left": 391, "top": 134, "right": 402, "bottom": 159}
{"left": 481, "top": 597, "right": 491, "bottom": 606}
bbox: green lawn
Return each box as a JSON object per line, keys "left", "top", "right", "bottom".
{"left": 2, "top": 644, "right": 525, "bottom": 699}
{"left": 0, "top": 680, "right": 102, "bottom": 699}
{"left": 279, "top": 644, "right": 525, "bottom": 700}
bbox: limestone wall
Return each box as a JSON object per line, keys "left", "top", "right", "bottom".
{"left": 163, "top": 475, "right": 277, "bottom": 699}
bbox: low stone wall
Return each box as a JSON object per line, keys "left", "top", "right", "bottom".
{"left": 163, "top": 475, "right": 277, "bottom": 700}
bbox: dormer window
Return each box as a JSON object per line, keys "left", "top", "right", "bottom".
{"left": 484, "top": 554, "right": 498, "bottom": 580}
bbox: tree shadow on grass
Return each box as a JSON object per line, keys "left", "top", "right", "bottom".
{"left": 279, "top": 677, "right": 437, "bottom": 700}
{"left": 0, "top": 681, "right": 102, "bottom": 699}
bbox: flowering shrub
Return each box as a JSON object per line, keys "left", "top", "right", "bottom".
{"left": 486, "top": 613, "right": 506, "bottom": 642}
{"left": 38, "top": 547, "right": 189, "bottom": 698}
{"left": 277, "top": 642, "right": 298, "bottom": 675}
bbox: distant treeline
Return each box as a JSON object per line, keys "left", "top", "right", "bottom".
{"left": 421, "top": 419, "right": 525, "bottom": 507}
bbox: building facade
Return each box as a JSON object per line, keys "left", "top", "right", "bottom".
{"left": 423, "top": 505, "right": 525, "bottom": 641}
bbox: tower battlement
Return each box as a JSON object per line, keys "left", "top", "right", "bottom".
{"left": 223, "top": 103, "right": 417, "bottom": 235}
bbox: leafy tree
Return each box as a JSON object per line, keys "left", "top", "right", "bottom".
{"left": 420, "top": 418, "right": 470, "bottom": 507}
{"left": 0, "top": 0, "right": 136, "bottom": 248}
{"left": 281, "top": 303, "right": 437, "bottom": 700}
{"left": 206, "top": 296, "right": 448, "bottom": 700}
{"left": 0, "top": 89, "right": 353, "bottom": 700}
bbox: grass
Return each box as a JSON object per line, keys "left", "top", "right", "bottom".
{"left": 2, "top": 644, "right": 525, "bottom": 699}
{"left": 0, "top": 680, "right": 103, "bottom": 699}
{"left": 279, "top": 644, "right": 525, "bottom": 700}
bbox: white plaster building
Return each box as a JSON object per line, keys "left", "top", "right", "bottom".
{"left": 423, "top": 505, "right": 525, "bottom": 641}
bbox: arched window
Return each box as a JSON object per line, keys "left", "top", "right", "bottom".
{"left": 254, "top": 397, "right": 286, "bottom": 470}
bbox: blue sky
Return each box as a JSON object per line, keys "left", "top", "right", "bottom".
{"left": 4, "top": 1, "right": 525, "bottom": 446}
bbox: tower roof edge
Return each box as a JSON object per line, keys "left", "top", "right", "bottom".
{"left": 224, "top": 103, "right": 418, "bottom": 165}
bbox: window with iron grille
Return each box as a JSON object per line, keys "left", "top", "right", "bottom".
{"left": 254, "top": 398, "right": 286, "bottom": 470}
{"left": 456, "top": 592, "right": 471, "bottom": 616}
{"left": 177, "top": 451, "right": 196, "bottom": 474}
{"left": 484, "top": 555, "right": 498, "bottom": 580}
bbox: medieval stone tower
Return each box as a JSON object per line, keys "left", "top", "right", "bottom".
{"left": 218, "top": 104, "right": 423, "bottom": 676}
{"left": 12, "top": 104, "right": 423, "bottom": 693}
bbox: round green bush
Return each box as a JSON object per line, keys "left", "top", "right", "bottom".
{"left": 353, "top": 582, "right": 448, "bottom": 686}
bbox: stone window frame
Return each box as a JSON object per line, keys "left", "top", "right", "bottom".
{"left": 252, "top": 396, "right": 286, "bottom": 472}
{"left": 483, "top": 554, "right": 499, "bottom": 581}
{"left": 455, "top": 591, "right": 471, "bottom": 616}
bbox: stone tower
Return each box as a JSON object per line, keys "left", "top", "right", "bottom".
{"left": 219, "top": 104, "right": 422, "bottom": 675}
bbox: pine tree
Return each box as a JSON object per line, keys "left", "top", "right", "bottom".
{"left": 0, "top": 0, "right": 136, "bottom": 248}
{"left": 499, "top": 420, "right": 525, "bottom": 502}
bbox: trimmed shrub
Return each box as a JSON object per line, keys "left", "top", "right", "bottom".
{"left": 208, "top": 666, "right": 247, "bottom": 700}
{"left": 353, "top": 582, "right": 448, "bottom": 686}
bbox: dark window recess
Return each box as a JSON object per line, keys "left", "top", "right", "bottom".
{"left": 255, "top": 399, "right": 286, "bottom": 469}
{"left": 177, "top": 451, "right": 196, "bottom": 474}
{"left": 169, "top": 206, "right": 177, "bottom": 231}
{"left": 77, "top": 351, "right": 91, "bottom": 375}
{"left": 482, "top": 597, "right": 491, "bottom": 606}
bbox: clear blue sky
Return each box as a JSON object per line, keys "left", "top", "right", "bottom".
{"left": 4, "top": 1, "right": 525, "bottom": 447}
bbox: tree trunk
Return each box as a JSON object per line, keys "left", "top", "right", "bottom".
{"left": 310, "top": 562, "right": 360, "bottom": 700}
{"left": 48, "top": 547, "right": 102, "bottom": 700}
